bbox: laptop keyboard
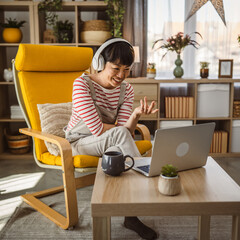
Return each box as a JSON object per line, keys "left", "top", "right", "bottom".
{"left": 137, "top": 165, "right": 150, "bottom": 173}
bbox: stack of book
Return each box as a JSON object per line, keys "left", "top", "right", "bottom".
{"left": 233, "top": 101, "right": 240, "bottom": 118}
{"left": 210, "top": 131, "right": 228, "bottom": 153}
{"left": 165, "top": 96, "right": 194, "bottom": 118}
{"left": 10, "top": 105, "right": 24, "bottom": 119}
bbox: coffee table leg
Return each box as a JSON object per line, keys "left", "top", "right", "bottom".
{"left": 198, "top": 215, "right": 210, "bottom": 240}
{"left": 232, "top": 215, "right": 240, "bottom": 240}
{"left": 92, "top": 216, "right": 111, "bottom": 240}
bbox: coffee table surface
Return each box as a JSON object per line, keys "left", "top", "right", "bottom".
{"left": 91, "top": 157, "right": 240, "bottom": 217}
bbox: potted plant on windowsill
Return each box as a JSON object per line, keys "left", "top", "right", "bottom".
{"left": 0, "top": 18, "right": 26, "bottom": 43}
{"left": 200, "top": 61, "right": 210, "bottom": 78}
{"left": 158, "top": 164, "right": 181, "bottom": 196}
{"left": 147, "top": 63, "right": 156, "bottom": 79}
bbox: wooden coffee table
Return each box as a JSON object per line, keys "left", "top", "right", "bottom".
{"left": 91, "top": 157, "right": 240, "bottom": 240}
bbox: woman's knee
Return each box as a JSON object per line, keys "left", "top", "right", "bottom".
{"left": 113, "top": 126, "right": 133, "bottom": 142}
{"left": 115, "top": 126, "right": 131, "bottom": 136}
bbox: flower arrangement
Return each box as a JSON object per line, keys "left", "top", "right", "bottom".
{"left": 153, "top": 32, "right": 202, "bottom": 59}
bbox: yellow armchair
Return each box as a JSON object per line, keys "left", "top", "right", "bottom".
{"left": 13, "top": 44, "right": 152, "bottom": 229}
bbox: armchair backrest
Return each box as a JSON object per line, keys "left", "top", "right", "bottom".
{"left": 13, "top": 44, "right": 93, "bottom": 160}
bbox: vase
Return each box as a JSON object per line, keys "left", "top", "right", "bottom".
{"left": 146, "top": 68, "right": 156, "bottom": 79}
{"left": 173, "top": 54, "right": 184, "bottom": 78}
{"left": 200, "top": 68, "right": 209, "bottom": 78}
{"left": 3, "top": 28, "right": 22, "bottom": 43}
{"left": 57, "top": 29, "right": 73, "bottom": 43}
{"left": 158, "top": 174, "right": 181, "bottom": 196}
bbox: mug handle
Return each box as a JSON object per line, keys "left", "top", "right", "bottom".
{"left": 123, "top": 155, "right": 135, "bottom": 172}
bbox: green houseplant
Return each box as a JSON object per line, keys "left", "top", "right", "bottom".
{"left": 0, "top": 18, "right": 26, "bottom": 43}
{"left": 53, "top": 20, "right": 73, "bottom": 43}
{"left": 104, "top": 0, "right": 125, "bottom": 37}
{"left": 158, "top": 164, "right": 181, "bottom": 196}
{"left": 38, "top": 0, "right": 62, "bottom": 27}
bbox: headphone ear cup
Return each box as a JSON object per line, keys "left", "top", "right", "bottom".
{"left": 98, "top": 54, "right": 105, "bottom": 71}
{"left": 92, "top": 56, "right": 98, "bottom": 70}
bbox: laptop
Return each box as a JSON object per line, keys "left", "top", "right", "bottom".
{"left": 126, "top": 122, "right": 215, "bottom": 177}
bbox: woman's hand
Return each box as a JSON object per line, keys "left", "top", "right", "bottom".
{"left": 134, "top": 96, "right": 159, "bottom": 117}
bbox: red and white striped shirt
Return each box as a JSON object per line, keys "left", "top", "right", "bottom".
{"left": 66, "top": 75, "right": 134, "bottom": 136}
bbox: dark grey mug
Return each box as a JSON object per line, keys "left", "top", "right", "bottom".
{"left": 101, "top": 151, "right": 135, "bottom": 176}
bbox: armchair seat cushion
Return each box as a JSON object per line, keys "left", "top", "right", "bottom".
{"left": 40, "top": 140, "right": 152, "bottom": 168}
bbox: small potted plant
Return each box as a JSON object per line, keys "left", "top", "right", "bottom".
{"left": 0, "top": 18, "right": 26, "bottom": 43}
{"left": 158, "top": 164, "right": 181, "bottom": 196}
{"left": 200, "top": 61, "right": 210, "bottom": 78}
{"left": 53, "top": 20, "right": 73, "bottom": 43}
{"left": 147, "top": 63, "right": 156, "bottom": 79}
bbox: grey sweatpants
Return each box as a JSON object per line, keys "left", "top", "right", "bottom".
{"left": 71, "top": 126, "right": 141, "bottom": 157}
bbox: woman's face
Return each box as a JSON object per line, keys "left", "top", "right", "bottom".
{"left": 102, "top": 61, "right": 131, "bottom": 89}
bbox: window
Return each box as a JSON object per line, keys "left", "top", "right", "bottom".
{"left": 148, "top": 0, "right": 240, "bottom": 79}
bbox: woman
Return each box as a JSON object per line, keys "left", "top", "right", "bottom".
{"left": 65, "top": 38, "right": 158, "bottom": 240}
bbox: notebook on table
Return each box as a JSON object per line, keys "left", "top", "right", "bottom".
{"left": 126, "top": 122, "right": 215, "bottom": 177}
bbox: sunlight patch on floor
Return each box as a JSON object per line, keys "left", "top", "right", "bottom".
{"left": 0, "top": 172, "right": 45, "bottom": 195}
{"left": 0, "top": 196, "right": 22, "bottom": 231}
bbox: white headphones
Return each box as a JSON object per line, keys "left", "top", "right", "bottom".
{"left": 92, "top": 38, "right": 132, "bottom": 71}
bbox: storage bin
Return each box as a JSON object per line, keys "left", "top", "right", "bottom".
{"left": 197, "top": 84, "right": 230, "bottom": 117}
{"left": 231, "top": 120, "right": 240, "bottom": 153}
{"left": 159, "top": 120, "right": 193, "bottom": 129}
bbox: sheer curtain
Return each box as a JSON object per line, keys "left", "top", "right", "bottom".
{"left": 148, "top": 0, "right": 240, "bottom": 79}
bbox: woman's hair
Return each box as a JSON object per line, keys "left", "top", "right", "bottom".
{"left": 101, "top": 39, "right": 135, "bottom": 67}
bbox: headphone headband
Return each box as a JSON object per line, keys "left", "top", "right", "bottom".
{"left": 92, "top": 38, "right": 132, "bottom": 71}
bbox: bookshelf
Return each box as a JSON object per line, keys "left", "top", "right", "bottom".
{"left": 126, "top": 77, "right": 240, "bottom": 157}
{"left": 0, "top": 1, "right": 108, "bottom": 160}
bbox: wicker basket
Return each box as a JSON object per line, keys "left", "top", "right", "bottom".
{"left": 4, "top": 128, "right": 30, "bottom": 154}
{"left": 82, "top": 20, "right": 110, "bottom": 31}
{"left": 80, "top": 30, "right": 111, "bottom": 44}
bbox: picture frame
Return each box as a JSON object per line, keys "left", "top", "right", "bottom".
{"left": 218, "top": 59, "right": 233, "bottom": 78}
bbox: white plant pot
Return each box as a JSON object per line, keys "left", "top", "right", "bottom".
{"left": 158, "top": 174, "right": 181, "bottom": 196}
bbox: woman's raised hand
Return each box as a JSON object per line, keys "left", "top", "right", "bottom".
{"left": 134, "top": 96, "right": 159, "bottom": 116}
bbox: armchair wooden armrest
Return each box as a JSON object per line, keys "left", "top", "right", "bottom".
{"left": 136, "top": 124, "right": 151, "bottom": 141}
{"left": 20, "top": 128, "right": 72, "bottom": 156}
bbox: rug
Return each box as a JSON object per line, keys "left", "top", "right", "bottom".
{"left": 0, "top": 185, "right": 232, "bottom": 240}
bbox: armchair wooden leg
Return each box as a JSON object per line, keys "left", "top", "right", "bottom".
{"left": 21, "top": 173, "right": 96, "bottom": 230}
{"left": 18, "top": 128, "right": 96, "bottom": 229}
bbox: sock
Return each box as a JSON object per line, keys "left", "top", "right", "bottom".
{"left": 124, "top": 216, "right": 158, "bottom": 240}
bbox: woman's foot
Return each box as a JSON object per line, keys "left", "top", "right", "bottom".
{"left": 124, "top": 216, "right": 157, "bottom": 240}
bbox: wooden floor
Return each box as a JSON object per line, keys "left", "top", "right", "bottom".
{"left": 0, "top": 156, "right": 240, "bottom": 202}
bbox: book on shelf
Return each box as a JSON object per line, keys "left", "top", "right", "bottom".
{"left": 164, "top": 96, "right": 194, "bottom": 119}
{"left": 165, "top": 97, "right": 169, "bottom": 118}
{"left": 171, "top": 97, "right": 175, "bottom": 118}
{"left": 210, "top": 131, "right": 228, "bottom": 153}
{"left": 188, "top": 97, "right": 194, "bottom": 118}
{"left": 182, "top": 97, "right": 187, "bottom": 118}
{"left": 179, "top": 97, "right": 183, "bottom": 118}
{"left": 221, "top": 131, "right": 228, "bottom": 153}
{"left": 175, "top": 97, "right": 179, "bottom": 118}
{"left": 168, "top": 97, "right": 172, "bottom": 118}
